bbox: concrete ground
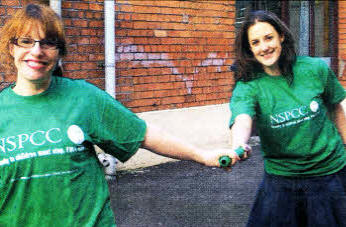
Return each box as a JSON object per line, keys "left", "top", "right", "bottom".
{"left": 109, "top": 145, "right": 263, "bottom": 227}
{"left": 116, "top": 104, "right": 232, "bottom": 170}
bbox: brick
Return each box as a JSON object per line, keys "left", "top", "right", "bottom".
{"left": 90, "top": 37, "right": 104, "bottom": 44}
{"left": 154, "top": 30, "right": 168, "bottom": 37}
{"left": 89, "top": 20, "right": 103, "bottom": 27}
{"left": 153, "top": 90, "right": 170, "bottom": 98}
{"left": 62, "top": 2, "right": 72, "bottom": 8}
{"left": 127, "top": 29, "right": 154, "bottom": 37}
{"left": 125, "top": 98, "right": 160, "bottom": 108}
{"left": 64, "top": 62, "right": 81, "bottom": 71}
{"left": 64, "top": 54, "right": 89, "bottom": 62}
{"left": 116, "top": 93, "right": 132, "bottom": 101}
{"left": 116, "top": 61, "right": 130, "bottom": 69}
{"left": 130, "top": 106, "right": 156, "bottom": 113}
{"left": 132, "top": 91, "right": 154, "bottom": 99}
{"left": 72, "top": 19, "right": 88, "bottom": 27}
{"left": 65, "top": 28, "right": 81, "bottom": 36}
{"left": 134, "top": 5, "right": 161, "bottom": 14}
{"left": 132, "top": 37, "right": 148, "bottom": 45}
{"left": 156, "top": 75, "right": 174, "bottom": 82}
{"left": 119, "top": 53, "right": 134, "bottom": 61}
{"left": 133, "top": 76, "right": 155, "bottom": 84}
{"left": 117, "top": 13, "right": 132, "bottom": 21}
{"left": 63, "top": 10, "right": 81, "bottom": 19}
{"left": 120, "top": 21, "right": 134, "bottom": 29}
{"left": 65, "top": 70, "right": 94, "bottom": 79}
{"left": 340, "top": 1, "right": 346, "bottom": 8}
{"left": 86, "top": 78, "right": 105, "bottom": 89}
{"left": 150, "top": 0, "right": 179, "bottom": 7}
{"left": 94, "top": 12, "right": 103, "bottom": 19}
{"left": 85, "top": 11, "right": 94, "bottom": 19}
{"left": 134, "top": 53, "right": 148, "bottom": 60}
{"left": 72, "top": 2, "right": 89, "bottom": 10}
{"left": 116, "top": 38, "right": 134, "bottom": 46}
{"left": 116, "top": 77, "right": 133, "bottom": 85}
{"left": 89, "top": 3, "right": 103, "bottom": 11}
{"left": 2, "top": 0, "right": 20, "bottom": 6}
{"left": 118, "top": 86, "right": 134, "bottom": 93}
{"left": 161, "top": 96, "right": 186, "bottom": 105}
{"left": 220, "top": 18, "right": 235, "bottom": 25}
{"left": 80, "top": 28, "right": 94, "bottom": 36}
{"left": 77, "top": 37, "right": 90, "bottom": 45}
{"left": 89, "top": 54, "right": 104, "bottom": 61}
{"left": 195, "top": 94, "right": 207, "bottom": 102}
{"left": 81, "top": 62, "right": 97, "bottom": 70}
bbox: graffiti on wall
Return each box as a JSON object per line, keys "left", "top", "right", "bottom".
{"left": 118, "top": 45, "right": 228, "bottom": 95}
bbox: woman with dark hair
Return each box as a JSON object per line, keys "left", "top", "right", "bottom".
{"left": 0, "top": 4, "right": 238, "bottom": 227}
{"left": 229, "top": 10, "right": 346, "bottom": 226}
{"left": 233, "top": 10, "right": 296, "bottom": 83}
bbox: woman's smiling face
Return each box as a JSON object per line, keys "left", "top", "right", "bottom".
{"left": 10, "top": 23, "right": 59, "bottom": 83}
{"left": 247, "top": 21, "right": 284, "bottom": 75}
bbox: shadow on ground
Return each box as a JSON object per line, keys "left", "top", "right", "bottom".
{"left": 108, "top": 145, "right": 263, "bottom": 227}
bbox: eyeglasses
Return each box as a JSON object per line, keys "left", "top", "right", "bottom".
{"left": 11, "top": 37, "right": 59, "bottom": 50}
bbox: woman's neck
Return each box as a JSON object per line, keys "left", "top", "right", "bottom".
{"left": 13, "top": 77, "right": 52, "bottom": 96}
{"left": 263, "top": 65, "right": 281, "bottom": 76}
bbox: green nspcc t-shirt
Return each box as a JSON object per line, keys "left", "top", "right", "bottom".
{"left": 230, "top": 56, "right": 346, "bottom": 177}
{"left": 0, "top": 76, "right": 146, "bottom": 226}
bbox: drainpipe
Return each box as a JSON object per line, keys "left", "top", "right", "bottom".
{"left": 102, "top": 0, "right": 118, "bottom": 180}
{"left": 50, "top": 0, "right": 62, "bottom": 72}
{"left": 50, "top": 0, "right": 61, "bottom": 16}
{"left": 299, "top": 1, "right": 309, "bottom": 56}
{"left": 104, "top": 0, "right": 116, "bottom": 98}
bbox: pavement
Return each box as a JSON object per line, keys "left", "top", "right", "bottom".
{"left": 108, "top": 145, "right": 263, "bottom": 227}
{"left": 117, "top": 104, "right": 232, "bottom": 170}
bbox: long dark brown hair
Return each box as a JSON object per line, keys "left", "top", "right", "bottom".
{"left": 233, "top": 10, "right": 296, "bottom": 83}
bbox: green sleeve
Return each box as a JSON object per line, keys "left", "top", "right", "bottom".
{"left": 319, "top": 59, "right": 346, "bottom": 105}
{"left": 229, "top": 81, "right": 257, "bottom": 128}
{"left": 86, "top": 83, "right": 147, "bottom": 162}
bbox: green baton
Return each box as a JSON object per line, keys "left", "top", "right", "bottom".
{"left": 219, "top": 147, "right": 245, "bottom": 168}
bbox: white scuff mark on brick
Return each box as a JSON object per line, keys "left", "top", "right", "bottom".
{"left": 209, "top": 53, "right": 218, "bottom": 58}
{"left": 131, "top": 52, "right": 194, "bottom": 94}
{"left": 172, "top": 68, "right": 180, "bottom": 75}
{"left": 201, "top": 58, "right": 213, "bottom": 66}
{"left": 118, "top": 47, "right": 227, "bottom": 95}
{"left": 184, "top": 80, "right": 194, "bottom": 94}
{"left": 213, "top": 59, "right": 224, "bottom": 66}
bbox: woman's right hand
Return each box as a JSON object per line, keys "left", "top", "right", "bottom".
{"left": 229, "top": 144, "right": 252, "bottom": 166}
{"left": 238, "top": 143, "right": 252, "bottom": 159}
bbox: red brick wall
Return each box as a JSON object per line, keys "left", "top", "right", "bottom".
{"left": 338, "top": 1, "right": 346, "bottom": 87}
{"left": 61, "top": 0, "right": 105, "bottom": 89}
{"left": 115, "top": 0, "right": 236, "bottom": 112}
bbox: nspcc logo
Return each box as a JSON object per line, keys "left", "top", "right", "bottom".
{"left": 67, "top": 125, "right": 85, "bottom": 145}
